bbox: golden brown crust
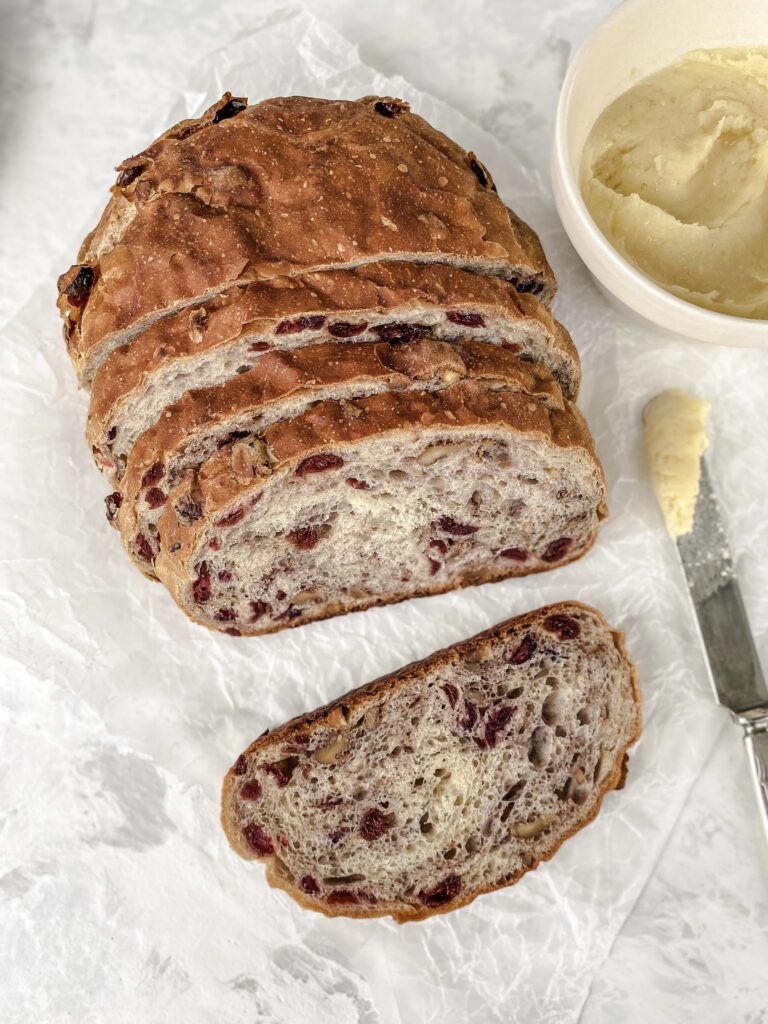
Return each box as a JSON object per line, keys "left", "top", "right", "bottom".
{"left": 86, "top": 260, "right": 578, "bottom": 461}
{"left": 220, "top": 601, "right": 641, "bottom": 922}
{"left": 115, "top": 339, "right": 564, "bottom": 573}
{"left": 59, "top": 95, "right": 556, "bottom": 377}
{"left": 356, "top": 96, "right": 499, "bottom": 189}
{"left": 338, "top": 98, "right": 555, "bottom": 303}
{"left": 155, "top": 382, "right": 607, "bottom": 630}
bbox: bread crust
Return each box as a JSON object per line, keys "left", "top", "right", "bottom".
{"left": 115, "top": 338, "right": 565, "bottom": 575}
{"left": 86, "top": 260, "right": 578, "bottom": 463}
{"left": 155, "top": 382, "right": 607, "bottom": 633}
{"left": 58, "top": 94, "right": 555, "bottom": 378}
{"left": 220, "top": 601, "right": 641, "bottom": 922}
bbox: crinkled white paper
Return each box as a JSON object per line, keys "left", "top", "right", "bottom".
{"left": 2, "top": 7, "right": 768, "bottom": 1023}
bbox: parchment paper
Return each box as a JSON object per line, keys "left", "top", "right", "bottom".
{"left": 2, "top": 7, "right": 767, "bottom": 1023}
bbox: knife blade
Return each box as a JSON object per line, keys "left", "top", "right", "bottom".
{"left": 676, "top": 459, "right": 768, "bottom": 843}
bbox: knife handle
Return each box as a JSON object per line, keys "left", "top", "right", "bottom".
{"left": 744, "top": 723, "right": 768, "bottom": 847}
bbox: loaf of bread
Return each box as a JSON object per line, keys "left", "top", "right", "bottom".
{"left": 58, "top": 94, "right": 555, "bottom": 384}
{"left": 86, "top": 261, "right": 579, "bottom": 480}
{"left": 57, "top": 92, "right": 610, "bottom": 639}
{"left": 154, "top": 383, "right": 606, "bottom": 635}
{"left": 221, "top": 602, "right": 641, "bottom": 920}
{"left": 112, "top": 338, "right": 565, "bottom": 577}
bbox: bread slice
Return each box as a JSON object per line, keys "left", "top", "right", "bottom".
{"left": 57, "top": 94, "right": 555, "bottom": 384}
{"left": 113, "top": 339, "right": 564, "bottom": 579}
{"left": 154, "top": 382, "right": 606, "bottom": 635}
{"left": 86, "top": 261, "right": 579, "bottom": 479}
{"left": 220, "top": 602, "right": 641, "bottom": 921}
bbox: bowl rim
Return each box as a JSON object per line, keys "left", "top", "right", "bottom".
{"left": 552, "top": 0, "right": 768, "bottom": 338}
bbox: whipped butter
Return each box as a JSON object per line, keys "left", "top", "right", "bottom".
{"left": 581, "top": 48, "right": 768, "bottom": 319}
{"left": 643, "top": 389, "right": 710, "bottom": 538}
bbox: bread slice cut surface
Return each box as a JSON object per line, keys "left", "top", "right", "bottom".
{"left": 113, "top": 339, "right": 565, "bottom": 578}
{"left": 155, "top": 382, "right": 606, "bottom": 635}
{"left": 86, "top": 261, "right": 578, "bottom": 479}
{"left": 221, "top": 602, "right": 641, "bottom": 921}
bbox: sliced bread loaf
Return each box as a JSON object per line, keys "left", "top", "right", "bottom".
{"left": 58, "top": 94, "right": 555, "bottom": 383}
{"left": 86, "top": 261, "right": 579, "bottom": 478}
{"left": 113, "top": 339, "right": 564, "bottom": 578}
{"left": 154, "top": 383, "right": 606, "bottom": 635}
{"left": 221, "top": 602, "right": 641, "bottom": 921}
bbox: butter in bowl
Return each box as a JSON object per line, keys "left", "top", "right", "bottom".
{"left": 551, "top": 0, "right": 768, "bottom": 346}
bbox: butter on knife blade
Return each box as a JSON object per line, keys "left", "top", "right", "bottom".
{"left": 643, "top": 388, "right": 710, "bottom": 538}
{"left": 643, "top": 388, "right": 768, "bottom": 845}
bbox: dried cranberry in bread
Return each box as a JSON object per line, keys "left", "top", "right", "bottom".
{"left": 58, "top": 94, "right": 555, "bottom": 383}
{"left": 87, "top": 261, "right": 578, "bottom": 480}
{"left": 155, "top": 382, "right": 606, "bottom": 635}
{"left": 114, "top": 339, "right": 564, "bottom": 579}
{"left": 221, "top": 602, "right": 641, "bottom": 921}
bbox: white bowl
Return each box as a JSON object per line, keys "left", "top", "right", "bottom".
{"left": 551, "top": 0, "right": 768, "bottom": 347}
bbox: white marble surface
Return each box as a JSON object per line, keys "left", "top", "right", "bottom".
{"left": 1, "top": 1, "right": 767, "bottom": 1021}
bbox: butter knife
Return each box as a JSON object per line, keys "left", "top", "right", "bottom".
{"left": 677, "top": 460, "right": 768, "bottom": 844}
